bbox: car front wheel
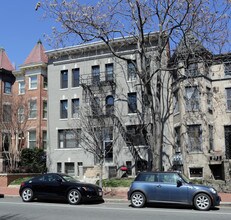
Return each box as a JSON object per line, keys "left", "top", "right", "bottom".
{"left": 131, "top": 191, "right": 146, "bottom": 208}
{"left": 68, "top": 189, "right": 82, "bottom": 205}
{"left": 194, "top": 193, "right": 212, "bottom": 211}
{"left": 21, "top": 188, "right": 34, "bottom": 202}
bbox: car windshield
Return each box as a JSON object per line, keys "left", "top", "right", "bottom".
{"left": 61, "top": 174, "right": 79, "bottom": 183}
{"left": 179, "top": 173, "right": 190, "bottom": 183}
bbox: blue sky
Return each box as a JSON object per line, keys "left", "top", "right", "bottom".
{"left": 0, "top": 0, "right": 54, "bottom": 69}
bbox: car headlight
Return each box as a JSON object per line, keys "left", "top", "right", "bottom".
{"left": 209, "top": 187, "right": 217, "bottom": 194}
{"left": 82, "top": 186, "right": 94, "bottom": 192}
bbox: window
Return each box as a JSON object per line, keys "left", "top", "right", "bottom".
{"left": 91, "top": 97, "right": 101, "bottom": 116}
{"left": 2, "top": 133, "right": 10, "bottom": 152}
{"left": 65, "top": 162, "right": 75, "bottom": 175}
{"left": 187, "top": 125, "right": 202, "bottom": 152}
{"left": 43, "top": 100, "right": 47, "bottom": 119}
{"left": 29, "top": 100, "right": 37, "bottom": 118}
{"left": 189, "top": 168, "right": 203, "bottom": 178}
{"left": 92, "top": 65, "right": 100, "bottom": 85}
{"left": 209, "top": 125, "right": 214, "bottom": 151}
{"left": 4, "top": 82, "right": 12, "bottom": 94}
{"left": 105, "top": 141, "right": 113, "bottom": 162}
{"left": 174, "top": 127, "right": 181, "bottom": 153}
{"left": 106, "top": 96, "right": 114, "bottom": 115}
{"left": 206, "top": 87, "right": 212, "bottom": 111}
{"left": 61, "top": 70, "right": 68, "bottom": 89}
{"left": 60, "top": 100, "right": 68, "bottom": 119}
{"left": 19, "top": 81, "right": 25, "bottom": 94}
{"left": 58, "top": 129, "right": 81, "bottom": 148}
{"left": 127, "top": 60, "right": 136, "bottom": 80}
{"left": 105, "top": 63, "right": 114, "bottom": 81}
{"left": 3, "top": 105, "right": 11, "bottom": 122}
{"left": 185, "top": 86, "right": 200, "bottom": 111}
{"left": 42, "top": 131, "right": 47, "bottom": 149}
{"left": 126, "top": 161, "right": 132, "bottom": 175}
{"left": 28, "top": 130, "right": 36, "bottom": 149}
{"left": 18, "top": 106, "right": 25, "bottom": 122}
{"left": 224, "top": 62, "right": 231, "bottom": 76}
{"left": 72, "top": 98, "right": 79, "bottom": 118}
{"left": 226, "top": 88, "right": 231, "bottom": 111}
{"left": 173, "top": 90, "right": 179, "bottom": 113}
{"left": 29, "top": 75, "right": 37, "bottom": 89}
{"left": 43, "top": 76, "right": 48, "bottom": 89}
{"left": 126, "top": 125, "right": 147, "bottom": 146}
{"left": 128, "top": 92, "right": 137, "bottom": 113}
{"left": 185, "top": 63, "right": 198, "bottom": 77}
{"left": 224, "top": 126, "right": 231, "bottom": 159}
{"left": 57, "top": 163, "right": 62, "bottom": 173}
{"left": 72, "top": 68, "right": 80, "bottom": 87}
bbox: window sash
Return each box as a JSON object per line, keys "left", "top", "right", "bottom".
{"left": 29, "top": 100, "right": 37, "bottom": 118}
{"left": 3, "top": 105, "right": 11, "bottom": 122}
{"left": 72, "top": 68, "right": 80, "bottom": 87}
{"left": 60, "top": 100, "right": 68, "bottom": 119}
{"left": 128, "top": 93, "right": 137, "bottom": 113}
{"left": 105, "top": 63, "right": 114, "bottom": 81}
{"left": 43, "top": 101, "right": 47, "bottom": 119}
{"left": 185, "top": 87, "right": 200, "bottom": 111}
{"left": 226, "top": 88, "right": 231, "bottom": 110}
{"left": 72, "top": 99, "right": 79, "bottom": 118}
{"left": 19, "top": 81, "right": 25, "bottom": 94}
{"left": 58, "top": 129, "right": 81, "bottom": 148}
{"left": 29, "top": 76, "right": 37, "bottom": 89}
{"left": 4, "top": 82, "right": 12, "bottom": 94}
{"left": 187, "top": 125, "right": 202, "bottom": 151}
{"left": 28, "top": 131, "right": 36, "bottom": 149}
{"left": 127, "top": 60, "right": 136, "bottom": 80}
{"left": 61, "top": 70, "right": 68, "bottom": 89}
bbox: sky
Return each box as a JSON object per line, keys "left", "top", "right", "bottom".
{"left": 0, "top": 0, "right": 54, "bottom": 69}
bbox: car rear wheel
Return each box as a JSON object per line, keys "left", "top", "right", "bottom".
{"left": 194, "top": 193, "right": 211, "bottom": 211}
{"left": 68, "top": 189, "right": 82, "bottom": 205}
{"left": 21, "top": 188, "right": 34, "bottom": 202}
{"left": 131, "top": 191, "right": 146, "bottom": 208}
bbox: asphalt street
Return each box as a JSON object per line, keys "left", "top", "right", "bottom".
{"left": 0, "top": 197, "right": 231, "bottom": 220}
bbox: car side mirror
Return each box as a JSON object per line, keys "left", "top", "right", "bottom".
{"left": 56, "top": 178, "right": 62, "bottom": 183}
{"left": 177, "top": 180, "right": 182, "bottom": 187}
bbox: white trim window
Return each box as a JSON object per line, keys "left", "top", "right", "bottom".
{"left": 29, "top": 75, "right": 37, "bottom": 89}
{"left": 29, "top": 100, "right": 37, "bottom": 119}
{"left": 19, "top": 81, "right": 25, "bottom": 94}
{"left": 28, "top": 130, "right": 36, "bottom": 149}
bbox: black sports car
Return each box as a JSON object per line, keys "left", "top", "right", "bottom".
{"left": 19, "top": 173, "right": 103, "bottom": 205}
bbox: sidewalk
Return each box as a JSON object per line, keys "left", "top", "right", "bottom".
{"left": 1, "top": 186, "right": 231, "bottom": 206}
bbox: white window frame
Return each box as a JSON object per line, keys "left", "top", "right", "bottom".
{"left": 29, "top": 75, "right": 38, "bottom": 90}
{"left": 28, "top": 130, "right": 36, "bottom": 149}
{"left": 18, "top": 81, "right": 25, "bottom": 94}
{"left": 29, "top": 100, "right": 37, "bottom": 119}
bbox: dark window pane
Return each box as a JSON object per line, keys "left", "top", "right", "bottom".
{"left": 128, "top": 92, "right": 137, "bottom": 113}
{"left": 72, "top": 68, "right": 80, "bottom": 87}
{"left": 61, "top": 70, "right": 68, "bottom": 89}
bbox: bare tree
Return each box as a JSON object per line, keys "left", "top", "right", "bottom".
{"left": 0, "top": 95, "right": 30, "bottom": 172}
{"left": 70, "top": 103, "right": 119, "bottom": 187}
{"left": 41, "top": 0, "right": 230, "bottom": 171}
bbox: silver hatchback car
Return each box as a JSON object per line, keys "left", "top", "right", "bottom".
{"left": 127, "top": 171, "right": 221, "bottom": 211}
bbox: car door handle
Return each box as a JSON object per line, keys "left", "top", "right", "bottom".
{"left": 156, "top": 185, "right": 161, "bottom": 188}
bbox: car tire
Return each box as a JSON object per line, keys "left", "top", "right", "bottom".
{"left": 67, "top": 189, "right": 82, "bottom": 205}
{"left": 21, "top": 188, "right": 34, "bottom": 202}
{"left": 193, "top": 193, "right": 212, "bottom": 211}
{"left": 131, "top": 191, "right": 146, "bottom": 208}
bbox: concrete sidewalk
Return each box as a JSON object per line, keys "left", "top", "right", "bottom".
{"left": 1, "top": 186, "right": 231, "bottom": 206}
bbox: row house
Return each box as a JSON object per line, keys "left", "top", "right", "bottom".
{"left": 171, "top": 35, "right": 231, "bottom": 181}
{"left": 0, "top": 41, "right": 48, "bottom": 172}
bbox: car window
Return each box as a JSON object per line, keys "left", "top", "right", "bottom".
{"left": 135, "top": 174, "right": 158, "bottom": 182}
{"left": 158, "top": 173, "right": 179, "bottom": 184}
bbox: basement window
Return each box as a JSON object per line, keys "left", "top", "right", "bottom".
{"left": 189, "top": 167, "right": 203, "bottom": 178}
